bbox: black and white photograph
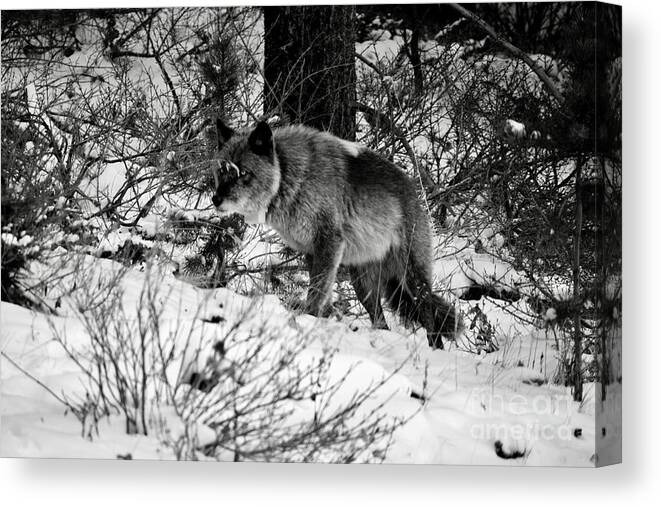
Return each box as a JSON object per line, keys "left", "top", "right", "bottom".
{"left": 0, "top": 2, "right": 621, "bottom": 467}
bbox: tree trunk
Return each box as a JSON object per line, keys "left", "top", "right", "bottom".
{"left": 572, "top": 158, "right": 584, "bottom": 402}
{"left": 408, "top": 6, "right": 424, "bottom": 97}
{"left": 263, "top": 6, "right": 356, "bottom": 140}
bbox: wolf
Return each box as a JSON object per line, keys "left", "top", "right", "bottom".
{"left": 210, "top": 119, "right": 459, "bottom": 349}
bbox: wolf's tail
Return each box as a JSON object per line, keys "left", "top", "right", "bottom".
{"left": 385, "top": 263, "right": 460, "bottom": 349}
{"left": 427, "top": 292, "right": 460, "bottom": 346}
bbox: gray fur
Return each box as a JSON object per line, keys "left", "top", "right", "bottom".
{"left": 211, "top": 120, "right": 459, "bottom": 349}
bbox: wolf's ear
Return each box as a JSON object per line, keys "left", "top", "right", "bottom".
{"left": 248, "top": 121, "right": 273, "bottom": 157}
{"left": 216, "top": 118, "right": 234, "bottom": 149}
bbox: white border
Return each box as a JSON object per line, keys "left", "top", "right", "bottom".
{"left": 3, "top": 0, "right": 660, "bottom": 505}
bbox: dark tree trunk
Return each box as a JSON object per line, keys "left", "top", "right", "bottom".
{"left": 571, "top": 158, "right": 584, "bottom": 402}
{"left": 409, "top": 27, "right": 423, "bottom": 96}
{"left": 263, "top": 6, "right": 356, "bottom": 140}
{"left": 408, "top": 6, "right": 424, "bottom": 97}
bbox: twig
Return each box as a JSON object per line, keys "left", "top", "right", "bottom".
{"left": 355, "top": 52, "right": 384, "bottom": 77}
{"left": 450, "top": 3, "right": 565, "bottom": 105}
{"left": 354, "top": 101, "right": 439, "bottom": 193}
{"left": 1, "top": 351, "right": 76, "bottom": 413}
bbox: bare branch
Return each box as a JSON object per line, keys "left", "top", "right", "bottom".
{"left": 450, "top": 3, "right": 565, "bottom": 104}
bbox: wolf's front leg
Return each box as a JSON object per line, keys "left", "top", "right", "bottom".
{"left": 305, "top": 231, "right": 345, "bottom": 317}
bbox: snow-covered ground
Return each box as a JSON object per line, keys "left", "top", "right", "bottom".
{"left": 1, "top": 251, "right": 612, "bottom": 465}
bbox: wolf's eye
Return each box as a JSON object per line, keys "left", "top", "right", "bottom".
{"left": 241, "top": 171, "right": 253, "bottom": 183}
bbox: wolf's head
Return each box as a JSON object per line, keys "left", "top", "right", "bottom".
{"left": 210, "top": 120, "right": 281, "bottom": 224}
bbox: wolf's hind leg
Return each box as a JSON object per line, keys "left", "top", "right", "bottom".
{"left": 350, "top": 265, "right": 388, "bottom": 330}
{"left": 305, "top": 232, "right": 345, "bottom": 317}
{"left": 387, "top": 261, "right": 458, "bottom": 349}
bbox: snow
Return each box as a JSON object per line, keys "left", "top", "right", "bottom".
{"left": 544, "top": 308, "right": 558, "bottom": 322}
{"left": 136, "top": 214, "right": 167, "bottom": 239}
{"left": 95, "top": 228, "right": 154, "bottom": 256}
{"left": 1, "top": 253, "right": 602, "bottom": 465}
{"left": 504, "top": 119, "right": 527, "bottom": 141}
{"left": 1, "top": 233, "right": 18, "bottom": 246}
{"left": 356, "top": 37, "right": 404, "bottom": 69}
{"left": 432, "top": 235, "right": 525, "bottom": 301}
{"left": 229, "top": 228, "right": 294, "bottom": 271}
